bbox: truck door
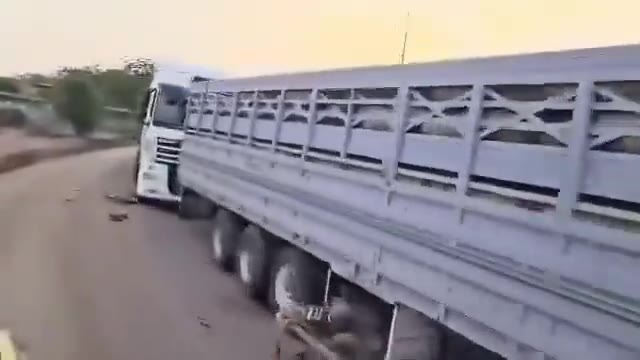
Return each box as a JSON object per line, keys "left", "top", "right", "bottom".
{"left": 138, "top": 88, "right": 158, "bottom": 158}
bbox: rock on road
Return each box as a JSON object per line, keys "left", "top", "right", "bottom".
{"left": 0, "top": 148, "right": 276, "bottom": 360}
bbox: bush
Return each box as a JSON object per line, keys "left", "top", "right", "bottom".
{"left": 53, "top": 75, "right": 102, "bottom": 136}
{"left": 94, "top": 69, "right": 151, "bottom": 110}
{"left": 0, "top": 77, "right": 20, "bottom": 93}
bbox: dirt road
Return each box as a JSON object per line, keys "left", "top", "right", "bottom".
{"left": 0, "top": 128, "right": 86, "bottom": 157}
{"left": 0, "top": 148, "right": 277, "bottom": 360}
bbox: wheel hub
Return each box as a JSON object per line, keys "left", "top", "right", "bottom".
{"left": 274, "top": 264, "right": 295, "bottom": 310}
{"left": 238, "top": 250, "right": 252, "bottom": 284}
{"left": 212, "top": 229, "right": 222, "bottom": 260}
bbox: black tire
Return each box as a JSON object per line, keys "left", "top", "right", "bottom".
{"left": 133, "top": 160, "right": 139, "bottom": 186}
{"left": 178, "top": 191, "right": 199, "bottom": 219}
{"left": 211, "top": 210, "right": 243, "bottom": 270}
{"left": 235, "top": 225, "right": 270, "bottom": 298}
{"left": 133, "top": 149, "right": 141, "bottom": 189}
{"left": 385, "top": 306, "right": 443, "bottom": 360}
{"left": 179, "top": 190, "right": 214, "bottom": 219}
{"left": 268, "top": 247, "right": 326, "bottom": 312}
{"left": 443, "top": 330, "right": 502, "bottom": 360}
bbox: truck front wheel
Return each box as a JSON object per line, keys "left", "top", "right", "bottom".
{"left": 133, "top": 150, "right": 140, "bottom": 188}
{"left": 179, "top": 190, "right": 214, "bottom": 219}
{"left": 133, "top": 161, "right": 139, "bottom": 186}
{"left": 178, "top": 191, "right": 198, "bottom": 219}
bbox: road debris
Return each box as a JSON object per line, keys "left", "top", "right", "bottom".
{"left": 64, "top": 188, "right": 81, "bottom": 202}
{"left": 105, "top": 193, "right": 138, "bottom": 205}
{"left": 275, "top": 304, "right": 338, "bottom": 360}
{"left": 197, "top": 316, "right": 211, "bottom": 329}
{"left": 274, "top": 300, "right": 377, "bottom": 360}
{"left": 108, "top": 211, "right": 129, "bottom": 222}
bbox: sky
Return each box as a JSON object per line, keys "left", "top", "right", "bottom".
{"left": 1, "top": 0, "right": 640, "bottom": 77}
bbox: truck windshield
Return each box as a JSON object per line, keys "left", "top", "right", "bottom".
{"left": 152, "top": 83, "right": 189, "bottom": 129}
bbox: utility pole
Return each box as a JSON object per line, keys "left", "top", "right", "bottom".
{"left": 399, "top": 12, "right": 410, "bottom": 65}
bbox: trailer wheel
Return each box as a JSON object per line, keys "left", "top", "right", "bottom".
{"left": 235, "top": 225, "right": 270, "bottom": 298}
{"left": 268, "top": 247, "right": 325, "bottom": 312}
{"left": 211, "top": 210, "right": 243, "bottom": 270}
{"left": 443, "top": 330, "right": 503, "bottom": 360}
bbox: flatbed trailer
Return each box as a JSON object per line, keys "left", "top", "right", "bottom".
{"left": 178, "top": 45, "right": 640, "bottom": 360}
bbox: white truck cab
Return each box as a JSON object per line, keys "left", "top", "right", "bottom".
{"left": 134, "top": 65, "right": 218, "bottom": 203}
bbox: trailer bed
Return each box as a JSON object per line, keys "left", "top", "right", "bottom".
{"left": 180, "top": 45, "right": 640, "bottom": 360}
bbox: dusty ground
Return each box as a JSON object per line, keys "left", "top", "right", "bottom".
{"left": 0, "top": 148, "right": 277, "bottom": 360}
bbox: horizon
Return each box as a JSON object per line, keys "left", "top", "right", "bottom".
{"left": 2, "top": 0, "right": 639, "bottom": 77}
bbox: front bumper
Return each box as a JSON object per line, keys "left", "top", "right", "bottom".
{"left": 136, "top": 162, "right": 180, "bottom": 202}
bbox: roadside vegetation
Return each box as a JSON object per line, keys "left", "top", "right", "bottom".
{"left": 0, "top": 77, "right": 20, "bottom": 93}
{"left": 0, "top": 58, "right": 154, "bottom": 137}
{"left": 53, "top": 75, "right": 103, "bottom": 136}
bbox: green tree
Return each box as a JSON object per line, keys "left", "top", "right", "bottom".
{"left": 53, "top": 75, "right": 102, "bottom": 136}
{"left": 93, "top": 68, "right": 150, "bottom": 110}
{"left": 0, "top": 77, "right": 20, "bottom": 93}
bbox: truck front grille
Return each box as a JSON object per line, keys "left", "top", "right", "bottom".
{"left": 155, "top": 137, "right": 182, "bottom": 165}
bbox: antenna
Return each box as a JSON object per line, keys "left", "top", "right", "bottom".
{"left": 399, "top": 12, "right": 410, "bottom": 65}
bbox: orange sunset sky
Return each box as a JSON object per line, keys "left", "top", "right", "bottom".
{"left": 1, "top": 0, "right": 639, "bottom": 76}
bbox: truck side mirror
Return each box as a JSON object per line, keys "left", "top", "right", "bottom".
{"left": 138, "top": 108, "right": 147, "bottom": 122}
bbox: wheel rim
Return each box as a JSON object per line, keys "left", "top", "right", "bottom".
{"left": 238, "top": 250, "right": 252, "bottom": 284}
{"left": 274, "top": 264, "right": 295, "bottom": 310}
{"left": 212, "top": 228, "right": 223, "bottom": 261}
